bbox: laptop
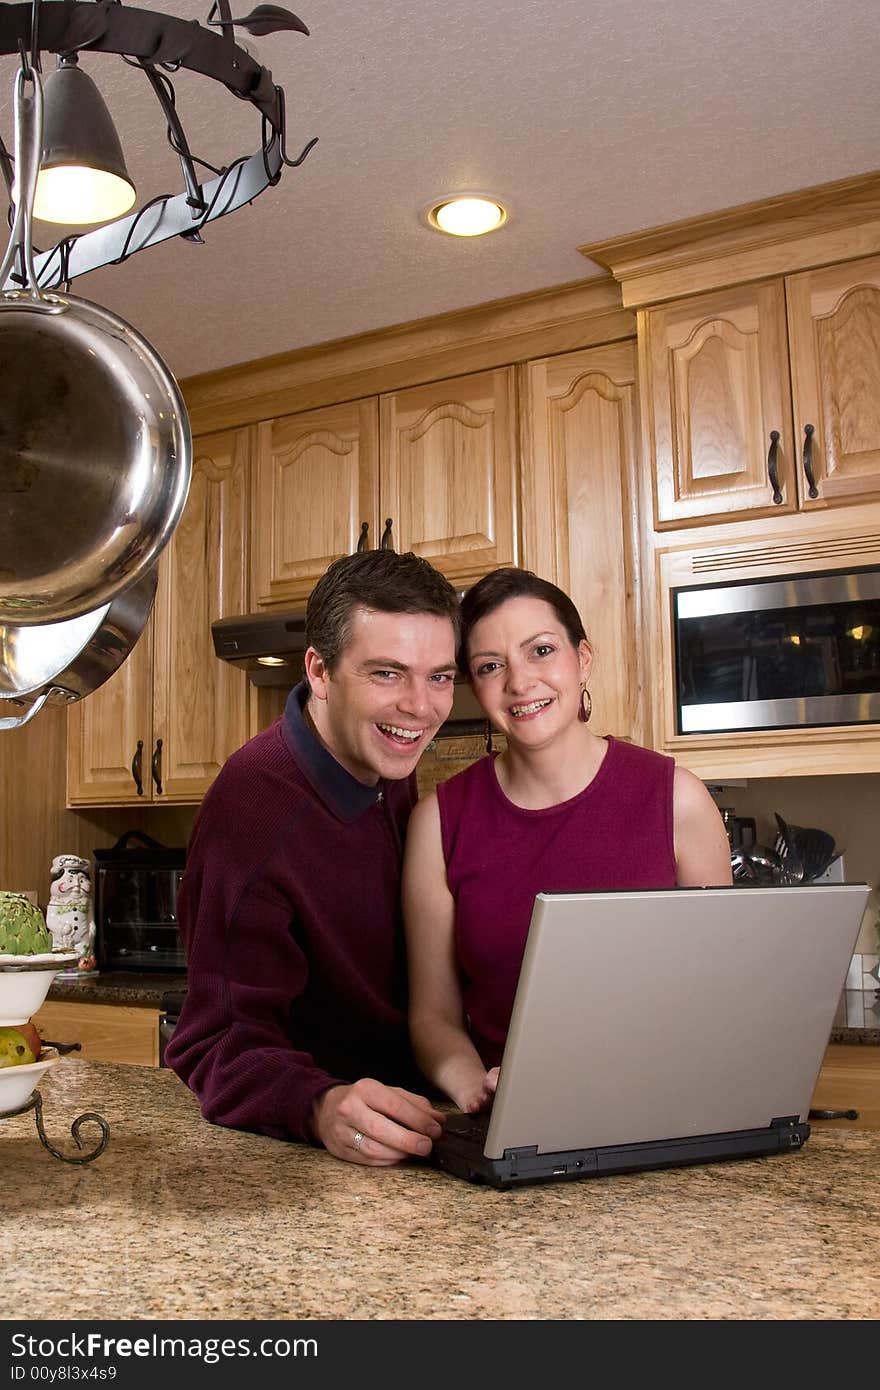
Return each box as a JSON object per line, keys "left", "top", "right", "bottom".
{"left": 429, "top": 882, "right": 870, "bottom": 1189}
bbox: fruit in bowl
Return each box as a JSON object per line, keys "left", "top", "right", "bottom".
{"left": 0, "top": 893, "right": 78, "bottom": 1025}
{"left": 0, "top": 1021, "right": 42, "bottom": 1067}
{"left": 0, "top": 893, "right": 52, "bottom": 955}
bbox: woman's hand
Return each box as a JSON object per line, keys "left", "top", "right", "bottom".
{"left": 311, "top": 1079, "right": 445, "bottom": 1166}
{"left": 454, "top": 1065, "right": 500, "bottom": 1114}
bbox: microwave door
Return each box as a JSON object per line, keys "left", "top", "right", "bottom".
{"left": 674, "top": 568, "right": 880, "bottom": 734}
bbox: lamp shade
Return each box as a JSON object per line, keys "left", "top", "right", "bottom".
{"left": 33, "top": 55, "right": 136, "bottom": 225}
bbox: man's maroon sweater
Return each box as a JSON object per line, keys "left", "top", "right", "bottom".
{"left": 165, "top": 683, "right": 423, "bottom": 1141}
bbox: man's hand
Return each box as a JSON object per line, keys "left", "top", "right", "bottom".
{"left": 311, "top": 1078, "right": 445, "bottom": 1166}
{"left": 454, "top": 1065, "right": 499, "bottom": 1115}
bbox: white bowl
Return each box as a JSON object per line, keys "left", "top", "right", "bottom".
{"left": 0, "top": 1050, "right": 59, "bottom": 1114}
{"left": 0, "top": 957, "right": 79, "bottom": 1026}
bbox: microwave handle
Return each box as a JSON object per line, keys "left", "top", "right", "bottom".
{"left": 767, "top": 431, "right": 783, "bottom": 505}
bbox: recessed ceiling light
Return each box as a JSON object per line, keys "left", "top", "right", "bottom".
{"left": 426, "top": 196, "right": 509, "bottom": 237}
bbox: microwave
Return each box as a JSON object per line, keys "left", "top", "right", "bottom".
{"left": 672, "top": 565, "right": 880, "bottom": 734}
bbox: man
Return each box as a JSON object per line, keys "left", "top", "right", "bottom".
{"left": 166, "top": 549, "right": 460, "bottom": 1166}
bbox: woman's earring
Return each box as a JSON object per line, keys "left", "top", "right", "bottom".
{"left": 484, "top": 718, "right": 494, "bottom": 755}
{"left": 578, "top": 684, "right": 592, "bottom": 724}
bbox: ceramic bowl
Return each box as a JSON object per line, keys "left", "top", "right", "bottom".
{"left": 0, "top": 1050, "right": 59, "bottom": 1114}
{"left": 0, "top": 956, "right": 79, "bottom": 1026}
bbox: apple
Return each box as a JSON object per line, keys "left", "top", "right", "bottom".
{"left": 0, "top": 1021, "right": 42, "bottom": 1067}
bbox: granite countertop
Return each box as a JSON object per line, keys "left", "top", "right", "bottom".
{"left": 47, "top": 972, "right": 187, "bottom": 1008}
{"left": 4, "top": 1059, "right": 878, "bottom": 1320}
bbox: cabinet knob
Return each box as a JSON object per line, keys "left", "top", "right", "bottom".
{"left": 802, "top": 423, "right": 819, "bottom": 499}
{"left": 151, "top": 738, "right": 163, "bottom": 796}
{"left": 380, "top": 518, "right": 394, "bottom": 551}
{"left": 356, "top": 522, "right": 370, "bottom": 553}
{"left": 767, "top": 431, "right": 783, "bottom": 505}
{"left": 131, "top": 740, "right": 144, "bottom": 796}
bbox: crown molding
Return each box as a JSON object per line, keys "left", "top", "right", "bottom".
{"left": 181, "top": 274, "right": 634, "bottom": 435}
{"left": 579, "top": 169, "right": 880, "bottom": 308}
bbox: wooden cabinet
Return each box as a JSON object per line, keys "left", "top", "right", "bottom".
{"left": 812, "top": 1043, "right": 880, "bottom": 1130}
{"left": 252, "top": 399, "right": 379, "bottom": 606}
{"left": 520, "top": 342, "right": 644, "bottom": 741}
{"left": 67, "top": 428, "right": 252, "bottom": 806}
{"left": 644, "top": 256, "right": 880, "bottom": 528}
{"left": 252, "top": 368, "right": 518, "bottom": 606}
{"left": 32, "top": 999, "right": 159, "bottom": 1067}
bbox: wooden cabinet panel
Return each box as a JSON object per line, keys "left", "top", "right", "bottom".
{"left": 154, "top": 429, "right": 251, "bottom": 800}
{"left": 66, "top": 613, "right": 154, "bottom": 804}
{"left": 787, "top": 254, "right": 880, "bottom": 506}
{"left": 252, "top": 400, "right": 379, "bottom": 606}
{"left": 32, "top": 1000, "right": 159, "bottom": 1067}
{"left": 645, "top": 282, "right": 796, "bottom": 526}
{"left": 68, "top": 428, "right": 252, "bottom": 807}
{"left": 380, "top": 369, "right": 517, "bottom": 582}
{"left": 521, "top": 343, "right": 643, "bottom": 742}
{"left": 811, "top": 1043, "right": 880, "bottom": 1130}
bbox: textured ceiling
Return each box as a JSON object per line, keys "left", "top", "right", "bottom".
{"left": 1, "top": 0, "right": 878, "bottom": 379}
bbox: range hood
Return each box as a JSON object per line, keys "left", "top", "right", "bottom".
{"left": 211, "top": 609, "right": 486, "bottom": 731}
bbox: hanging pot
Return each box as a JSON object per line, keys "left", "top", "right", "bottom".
{"left": 0, "top": 62, "right": 191, "bottom": 627}
{"left": 0, "top": 566, "right": 157, "bottom": 730}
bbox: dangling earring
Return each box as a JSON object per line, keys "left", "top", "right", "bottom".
{"left": 484, "top": 718, "right": 494, "bottom": 755}
{"left": 578, "top": 684, "right": 592, "bottom": 724}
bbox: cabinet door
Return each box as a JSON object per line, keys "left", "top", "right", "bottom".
{"left": 66, "top": 612, "right": 155, "bottom": 806}
{"left": 787, "top": 255, "right": 880, "bottom": 506}
{"left": 379, "top": 369, "right": 517, "bottom": 582}
{"left": 521, "top": 343, "right": 643, "bottom": 741}
{"left": 252, "top": 400, "right": 379, "bottom": 606}
{"left": 153, "top": 428, "right": 252, "bottom": 801}
{"left": 645, "top": 282, "right": 796, "bottom": 526}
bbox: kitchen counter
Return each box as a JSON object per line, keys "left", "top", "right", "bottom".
{"left": 4, "top": 1059, "right": 878, "bottom": 1320}
{"left": 47, "top": 971, "right": 186, "bottom": 1008}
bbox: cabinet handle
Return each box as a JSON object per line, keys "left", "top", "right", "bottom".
{"left": 151, "top": 738, "right": 163, "bottom": 796}
{"left": 131, "top": 741, "right": 144, "bottom": 796}
{"left": 802, "top": 423, "right": 819, "bottom": 499}
{"left": 356, "top": 522, "right": 369, "bottom": 553}
{"left": 767, "top": 431, "right": 783, "bottom": 505}
{"left": 380, "top": 517, "right": 394, "bottom": 550}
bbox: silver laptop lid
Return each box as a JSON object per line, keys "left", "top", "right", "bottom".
{"left": 484, "top": 883, "right": 869, "bottom": 1160}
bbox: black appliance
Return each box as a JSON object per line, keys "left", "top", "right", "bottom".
{"left": 159, "top": 988, "right": 186, "bottom": 1067}
{"left": 94, "top": 830, "right": 187, "bottom": 972}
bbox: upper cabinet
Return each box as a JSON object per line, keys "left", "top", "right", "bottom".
{"left": 379, "top": 370, "right": 517, "bottom": 582}
{"left": 251, "top": 368, "right": 518, "bottom": 607}
{"left": 644, "top": 281, "right": 795, "bottom": 526}
{"left": 67, "top": 428, "right": 252, "bottom": 806}
{"left": 252, "top": 399, "right": 380, "bottom": 607}
{"left": 644, "top": 256, "right": 880, "bottom": 528}
{"left": 786, "top": 254, "right": 880, "bottom": 506}
{"left": 520, "top": 343, "right": 643, "bottom": 742}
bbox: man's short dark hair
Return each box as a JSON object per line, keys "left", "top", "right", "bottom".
{"left": 306, "top": 549, "right": 461, "bottom": 670}
{"left": 459, "top": 567, "right": 588, "bottom": 673}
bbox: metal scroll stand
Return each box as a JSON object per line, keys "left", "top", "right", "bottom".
{"left": 1, "top": 1042, "right": 110, "bottom": 1164}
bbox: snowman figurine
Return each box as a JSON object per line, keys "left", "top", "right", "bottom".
{"left": 47, "top": 855, "right": 98, "bottom": 975}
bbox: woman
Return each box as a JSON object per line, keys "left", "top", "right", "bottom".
{"left": 403, "top": 568, "right": 732, "bottom": 1114}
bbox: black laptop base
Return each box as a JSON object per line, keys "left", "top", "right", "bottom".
{"left": 430, "top": 1115, "right": 811, "bottom": 1189}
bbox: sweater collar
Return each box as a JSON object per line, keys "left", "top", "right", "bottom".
{"left": 281, "top": 681, "right": 385, "bottom": 823}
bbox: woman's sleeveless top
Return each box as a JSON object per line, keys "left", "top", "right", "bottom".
{"left": 436, "top": 737, "right": 676, "bottom": 1067}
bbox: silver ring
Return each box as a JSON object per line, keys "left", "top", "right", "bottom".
{"left": 352, "top": 1130, "right": 365, "bottom": 1151}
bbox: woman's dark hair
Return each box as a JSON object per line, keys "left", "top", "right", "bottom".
{"left": 306, "top": 549, "right": 461, "bottom": 670}
{"left": 458, "top": 567, "right": 588, "bottom": 673}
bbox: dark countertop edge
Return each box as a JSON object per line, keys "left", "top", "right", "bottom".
{"left": 829, "top": 1027, "right": 880, "bottom": 1045}
{"left": 47, "top": 972, "right": 187, "bottom": 1008}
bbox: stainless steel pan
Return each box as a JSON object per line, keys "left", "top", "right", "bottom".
{"left": 0, "top": 567, "right": 157, "bottom": 730}
{"left": 0, "top": 63, "right": 191, "bottom": 626}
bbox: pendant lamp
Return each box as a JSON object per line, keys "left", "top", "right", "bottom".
{"left": 33, "top": 53, "right": 136, "bottom": 225}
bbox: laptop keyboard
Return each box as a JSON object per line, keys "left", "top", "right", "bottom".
{"left": 443, "top": 1111, "right": 491, "bottom": 1141}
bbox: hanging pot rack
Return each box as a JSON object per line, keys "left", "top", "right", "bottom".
{"left": 0, "top": 0, "right": 316, "bottom": 293}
